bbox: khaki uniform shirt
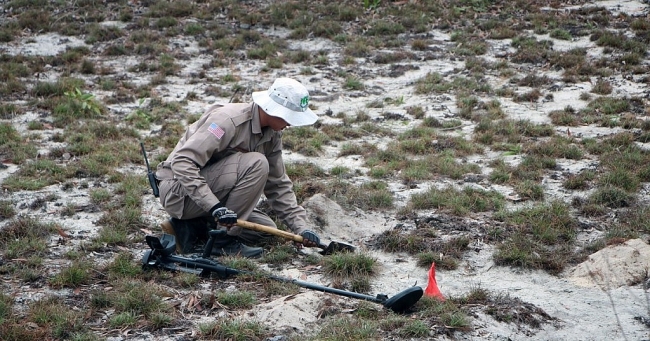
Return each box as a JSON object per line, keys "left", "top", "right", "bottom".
{"left": 157, "top": 102, "right": 308, "bottom": 234}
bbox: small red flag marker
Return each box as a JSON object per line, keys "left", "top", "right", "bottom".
{"left": 424, "top": 262, "right": 445, "bottom": 301}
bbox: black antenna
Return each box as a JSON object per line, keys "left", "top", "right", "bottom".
{"left": 140, "top": 142, "right": 159, "bottom": 197}
{"left": 229, "top": 87, "right": 241, "bottom": 103}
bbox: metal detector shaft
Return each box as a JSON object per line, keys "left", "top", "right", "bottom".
{"left": 161, "top": 253, "right": 387, "bottom": 304}
{"left": 267, "top": 272, "right": 387, "bottom": 303}
{"left": 143, "top": 234, "right": 422, "bottom": 313}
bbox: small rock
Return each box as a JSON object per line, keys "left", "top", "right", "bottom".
{"left": 464, "top": 174, "right": 484, "bottom": 183}
{"left": 266, "top": 336, "right": 287, "bottom": 341}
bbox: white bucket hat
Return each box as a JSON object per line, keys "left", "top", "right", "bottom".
{"left": 252, "top": 78, "right": 318, "bottom": 127}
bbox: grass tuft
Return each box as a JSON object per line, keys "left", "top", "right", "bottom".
{"left": 494, "top": 201, "right": 578, "bottom": 273}
{"left": 315, "top": 317, "right": 379, "bottom": 340}
{"left": 0, "top": 217, "right": 58, "bottom": 259}
{"left": 49, "top": 261, "right": 93, "bottom": 288}
{"left": 409, "top": 186, "right": 505, "bottom": 216}
{"left": 199, "top": 319, "right": 268, "bottom": 340}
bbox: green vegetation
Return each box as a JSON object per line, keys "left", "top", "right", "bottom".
{"left": 408, "top": 186, "right": 505, "bottom": 216}
{"left": 199, "top": 319, "right": 268, "bottom": 340}
{"left": 494, "top": 201, "right": 578, "bottom": 274}
{"left": 0, "top": 123, "right": 38, "bottom": 164}
{"left": 323, "top": 252, "right": 376, "bottom": 279}
{"left": 49, "top": 261, "right": 93, "bottom": 288}
{"left": 283, "top": 126, "right": 330, "bottom": 156}
{"left": 0, "top": 200, "right": 16, "bottom": 219}
{"left": 1, "top": 0, "right": 648, "bottom": 339}
{"left": 0, "top": 216, "right": 57, "bottom": 259}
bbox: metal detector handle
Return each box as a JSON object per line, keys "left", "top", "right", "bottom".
{"left": 140, "top": 142, "right": 159, "bottom": 198}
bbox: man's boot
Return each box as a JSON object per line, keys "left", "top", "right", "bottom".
{"left": 209, "top": 230, "right": 264, "bottom": 259}
{"left": 160, "top": 217, "right": 209, "bottom": 254}
{"left": 160, "top": 219, "right": 181, "bottom": 254}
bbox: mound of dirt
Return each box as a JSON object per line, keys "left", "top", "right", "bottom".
{"left": 569, "top": 239, "right": 650, "bottom": 288}
{"left": 302, "top": 193, "right": 391, "bottom": 244}
{"left": 248, "top": 292, "right": 322, "bottom": 331}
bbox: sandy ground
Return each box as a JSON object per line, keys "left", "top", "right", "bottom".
{"left": 281, "top": 194, "right": 650, "bottom": 341}
{"left": 2, "top": 0, "right": 650, "bottom": 340}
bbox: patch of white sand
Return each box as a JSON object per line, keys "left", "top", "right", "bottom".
{"left": 3, "top": 33, "right": 88, "bottom": 56}
{"left": 300, "top": 195, "right": 650, "bottom": 341}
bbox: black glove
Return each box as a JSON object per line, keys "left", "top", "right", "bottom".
{"left": 211, "top": 204, "right": 237, "bottom": 226}
{"left": 300, "top": 230, "right": 320, "bottom": 245}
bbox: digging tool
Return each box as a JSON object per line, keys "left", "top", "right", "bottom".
{"left": 142, "top": 232, "right": 423, "bottom": 313}
{"left": 236, "top": 219, "right": 356, "bottom": 255}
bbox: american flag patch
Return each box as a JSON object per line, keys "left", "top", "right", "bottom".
{"left": 208, "top": 122, "right": 225, "bottom": 139}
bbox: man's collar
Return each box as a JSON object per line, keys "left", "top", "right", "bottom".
{"left": 251, "top": 103, "right": 262, "bottom": 135}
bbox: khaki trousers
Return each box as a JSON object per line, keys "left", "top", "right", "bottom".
{"left": 159, "top": 152, "right": 277, "bottom": 243}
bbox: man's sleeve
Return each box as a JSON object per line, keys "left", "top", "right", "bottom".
{"left": 170, "top": 113, "right": 234, "bottom": 213}
{"left": 263, "top": 135, "right": 309, "bottom": 235}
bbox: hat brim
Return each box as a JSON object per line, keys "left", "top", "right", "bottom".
{"left": 252, "top": 90, "right": 318, "bottom": 127}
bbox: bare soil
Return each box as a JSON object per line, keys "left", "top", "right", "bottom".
{"left": 2, "top": 0, "right": 650, "bottom": 340}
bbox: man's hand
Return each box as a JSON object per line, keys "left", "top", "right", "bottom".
{"left": 300, "top": 230, "right": 320, "bottom": 247}
{"left": 211, "top": 206, "right": 237, "bottom": 227}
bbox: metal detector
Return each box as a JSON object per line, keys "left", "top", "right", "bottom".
{"left": 141, "top": 231, "right": 423, "bottom": 313}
